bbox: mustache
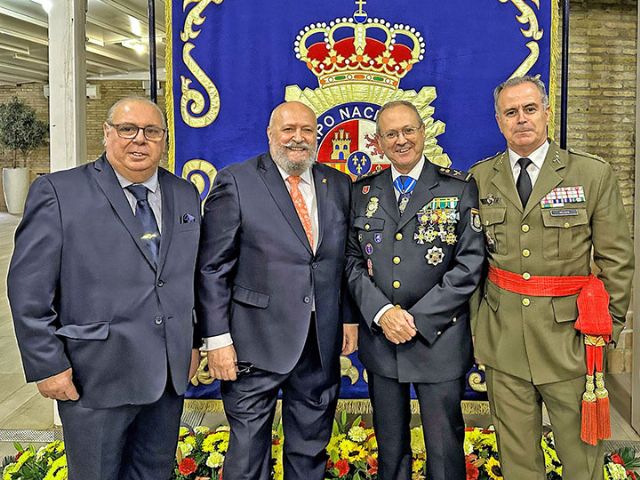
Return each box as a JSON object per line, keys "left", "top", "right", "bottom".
{"left": 284, "top": 141, "right": 313, "bottom": 150}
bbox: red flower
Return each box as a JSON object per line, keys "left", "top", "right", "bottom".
{"left": 335, "top": 459, "right": 350, "bottom": 477}
{"left": 272, "top": 438, "right": 281, "bottom": 445}
{"left": 14, "top": 451, "right": 22, "bottom": 461}
{"left": 628, "top": 471, "right": 637, "bottom": 480}
{"left": 178, "top": 458, "right": 197, "bottom": 476}
{"left": 465, "top": 461, "right": 479, "bottom": 480}
{"left": 367, "top": 456, "right": 378, "bottom": 475}
{"left": 611, "top": 453, "right": 625, "bottom": 465}
{"left": 326, "top": 459, "right": 334, "bottom": 469}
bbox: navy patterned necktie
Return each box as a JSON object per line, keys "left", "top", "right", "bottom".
{"left": 516, "top": 157, "right": 533, "bottom": 207}
{"left": 126, "top": 184, "right": 160, "bottom": 264}
{"left": 393, "top": 175, "right": 417, "bottom": 215}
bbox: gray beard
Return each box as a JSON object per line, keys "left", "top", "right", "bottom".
{"left": 271, "top": 149, "right": 316, "bottom": 176}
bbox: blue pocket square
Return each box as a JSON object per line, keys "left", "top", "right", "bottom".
{"left": 181, "top": 213, "right": 196, "bottom": 224}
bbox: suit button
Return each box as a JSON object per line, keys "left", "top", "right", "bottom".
{"left": 522, "top": 272, "right": 531, "bottom": 280}
{"left": 157, "top": 280, "right": 165, "bottom": 287}
{"left": 522, "top": 249, "right": 531, "bottom": 257}
{"left": 521, "top": 224, "right": 530, "bottom": 233}
{"left": 393, "top": 280, "right": 401, "bottom": 289}
{"left": 452, "top": 317, "right": 457, "bottom": 323}
{"left": 393, "top": 256, "right": 401, "bottom": 265}
{"left": 303, "top": 296, "right": 311, "bottom": 304}
{"left": 436, "top": 330, "right": 442, "bottom": 336}
{"left": 365, "top": 224, "right": 371, "bottom": 231}
{"left": 154, "top": 316, "right": 163, "bottom": 325}
{"left": 311, "top": 263, "right": 318, "bottom": 269}
{"left": 564, "top": 222, "right": 570, "bottom": 229}
{"left": 522, "top": 298, "right": 531, "bottom": 307}
{"left": 395, "top": 233, "right": 403, "bottom": 241}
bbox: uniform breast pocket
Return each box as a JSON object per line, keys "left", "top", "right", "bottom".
{"left": 353, "top": 216, "right": 385, "bottom": 235}
{"left": 479, "top": 207, "right": 507, "bottom": 255}
{"left": 541, "top": 209, "right": 589, "bottom": 259}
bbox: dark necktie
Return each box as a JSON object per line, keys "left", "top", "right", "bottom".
{"left": 516, "top": 157, "right": 533, "bottom": 207}
{"left": 126, "top": 184, "right": 160, "bottom": 264}
{"left": 393, "top": 175, "right": 416, "bottom": 215}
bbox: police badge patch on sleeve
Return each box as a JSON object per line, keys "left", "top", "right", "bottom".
{"left": 471, "top": 208, "right": 482, "bottom": 232}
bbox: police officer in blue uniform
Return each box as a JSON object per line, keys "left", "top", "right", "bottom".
{"left": 346, "top": 101, "right": 485, "bottom": 480}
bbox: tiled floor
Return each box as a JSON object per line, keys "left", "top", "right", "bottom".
{"left": 0, "top": 211, "right": 637, "bottom": 462}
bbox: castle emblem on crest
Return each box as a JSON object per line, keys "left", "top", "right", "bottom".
{"left": 285, "top": 0, "right": 451, "bottom": 177}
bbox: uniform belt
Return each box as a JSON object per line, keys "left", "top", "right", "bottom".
{"left": 487, "top": 265, "right": 612, "bottom": 445}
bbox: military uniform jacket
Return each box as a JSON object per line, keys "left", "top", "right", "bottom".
{"left": 470, "top": 142, "right": 634, "bottom": 385}
{"left": 345, "top": 161, "right": 485, "bottom": 383}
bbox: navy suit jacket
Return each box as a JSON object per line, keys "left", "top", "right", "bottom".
{"left": 346, "top": 162, "right": 485, "bottom": 383}
{"left": 196, "top": 153, "right": 355, "bottom": 375}
{"left": 8, "top": 154, "right": 201, "bottom": 409}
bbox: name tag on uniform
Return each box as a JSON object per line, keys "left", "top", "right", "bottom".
{"left": 550, "top": 209, "right": 579, "bottom": 217}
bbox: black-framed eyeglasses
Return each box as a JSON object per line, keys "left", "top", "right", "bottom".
{"left": 107, "top": 122, "right": 166, "bottom": 141}
{"left": 236, "top": 361, "right": 254, "bottom": 377}
{"left": 379, "top": 124, "right": 423, "bottom": 142}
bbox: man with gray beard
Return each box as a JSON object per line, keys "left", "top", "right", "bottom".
{"left": 196, "top": 101, "right": 358, "bottom": 480}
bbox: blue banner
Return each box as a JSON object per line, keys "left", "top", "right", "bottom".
{"left": 168, "top": 0, "right": 557, "bottom": 401}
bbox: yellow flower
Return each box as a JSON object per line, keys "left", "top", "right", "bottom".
{"left": 338, "top": 439, "right": 357, "bottom": 457}
{"left": 194, "top": 426, "right": 210, "bottom": 435}
{"left": 177, "top": 441, "right": 193, "bottom": 457}
{"left": 43, "top": 455, "right": 67, "bottom": 480}
{"left": 605, "top": 463, "right": 628, "bottom": 480}
{"left": 410, "top": 427, "right": 425, "bottom": 453}
{"left": 178, "top": 426, "right": 190, "bottom": 438}
{"left": 206, "top": 451, "right": 224, "bottom": 468}
{"left": 485, "top": 457, "right": 503, "bottom": 480}
{"left": 184, "top": 435, "right": 197, "bottom": 447}
{"left": 348, "top": 425, "right": 367, "bottom": 443}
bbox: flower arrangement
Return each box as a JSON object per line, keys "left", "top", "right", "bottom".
{"left": 2, "top": 423, "right": 639, "bottom": 480}
{"left": 2, "top": 440, "right": 66, "bottom": 480}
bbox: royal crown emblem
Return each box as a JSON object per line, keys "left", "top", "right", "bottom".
{"left": 286, "top": 1, "right": 450, "bottom": 176}
{"left": 294, "top": 6, "right": 425, "bottom": 90}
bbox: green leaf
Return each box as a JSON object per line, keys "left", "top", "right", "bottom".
{"left": 351, "top": 415, "right": 362, "bottom": 429}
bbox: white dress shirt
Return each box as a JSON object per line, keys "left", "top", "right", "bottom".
{"left": 508, "top": 141, "right": 549, "bottom": 189}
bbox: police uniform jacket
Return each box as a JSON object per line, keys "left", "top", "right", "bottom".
{"left": 470, "top": 142, "right": 634, "bottom": 385}
{"left": 346, "top": 160, "right": 485, "bottom": 383}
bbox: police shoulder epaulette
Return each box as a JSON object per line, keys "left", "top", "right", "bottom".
{"left": 354, "top": 168, "right": 385, "bottom": 183}
{"left": 568, "top": 148, "right": 606, "bottom": 163}
{"left": 437, "top": 166, "right": 472, "bottom": 182}
{"left": 471, "top": 151, "right": 502, "bottom": 168}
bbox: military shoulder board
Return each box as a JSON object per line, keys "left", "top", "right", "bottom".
{"left": 568, "top": 148, "right": 606, "bottom": 163}
{"left": 438, "top": 167, "right": 471, "bottom": 182}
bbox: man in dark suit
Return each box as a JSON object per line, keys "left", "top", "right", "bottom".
{"left": 345, "top": 101, "right": 485, "bottom": 480}
{"left": 8, "top": 97, "right": 202, "bottom": 480}
{"left": 196, "top": 101, "right": 357, "bottom": 480}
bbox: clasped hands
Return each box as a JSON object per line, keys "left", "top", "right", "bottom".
{"left": 379, "top": 306, "right": 416, "bottom": 344}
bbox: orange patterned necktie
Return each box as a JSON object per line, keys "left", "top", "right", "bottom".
{"left": 286, "top": 175, "right": 314, "bottom": 249}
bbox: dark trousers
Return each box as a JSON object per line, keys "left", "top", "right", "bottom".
{"left": 368, "top": 372, "right": 467, "bottom": 480}
{"left": 221, "top": 320, "right": 339, "bottom": 480}
{"left": 58, "top": 385, "right": 183, "bottom": 480}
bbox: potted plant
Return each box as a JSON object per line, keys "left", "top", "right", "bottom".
{"left": 0, "top": 97, "right": 48, "bottom": 214}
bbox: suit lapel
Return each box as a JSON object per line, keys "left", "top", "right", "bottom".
{"left": 257, "top": 154, "right": 313, "bottom": 254}
{"left": 522, "top": 143, "right": 565, "bottom": 218}
{"left": 92, "top": 154, "right": 157, "bottom": 270}
{"left": 312, "top": 165, "right": 328, "bottom": 251}
{"left": 396, "top": 161, "right": 438, "bottom": 231}
{"left": 156, "top": 168, "right": 175, "bottom": 274}
{"left": 375, "top": 169, "right": 400, "bottom": 225}
{"left": 490, "top": 151, "right": 523, "bottom": 212}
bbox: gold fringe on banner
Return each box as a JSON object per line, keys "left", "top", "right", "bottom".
{"left": 184, "top": 398, "right": 490, "bottom": 416}
{"left": 548, "top": 0, "right": 561, "bottom": 139}
{"left": 165, "top": 0, "right": 175, "bottom": 172}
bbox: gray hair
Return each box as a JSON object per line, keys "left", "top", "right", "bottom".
{"left": 494, "top": 75, "right": 549, "bottom": 114}
{"left": 105, "top": 96, "right": 166, "bottom": 128}
{"left": 376, "top": 100, "right": 423, "bottom": 134}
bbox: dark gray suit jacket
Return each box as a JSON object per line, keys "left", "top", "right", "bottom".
{"left": 8, "top": 154, "right": 201, "bottom": 408}
{"left": 346, "top": 161, "right": 485, "bottom": 383}
{"left": 196, "top": 153, "right": 355, "bottom": 376}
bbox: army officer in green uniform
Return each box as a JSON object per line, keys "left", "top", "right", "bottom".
{"left": 346, "top": 101, "right": 485, "bottom": 480}
{"left": 470, "top": 75, "right": 634, "bottom": 480}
